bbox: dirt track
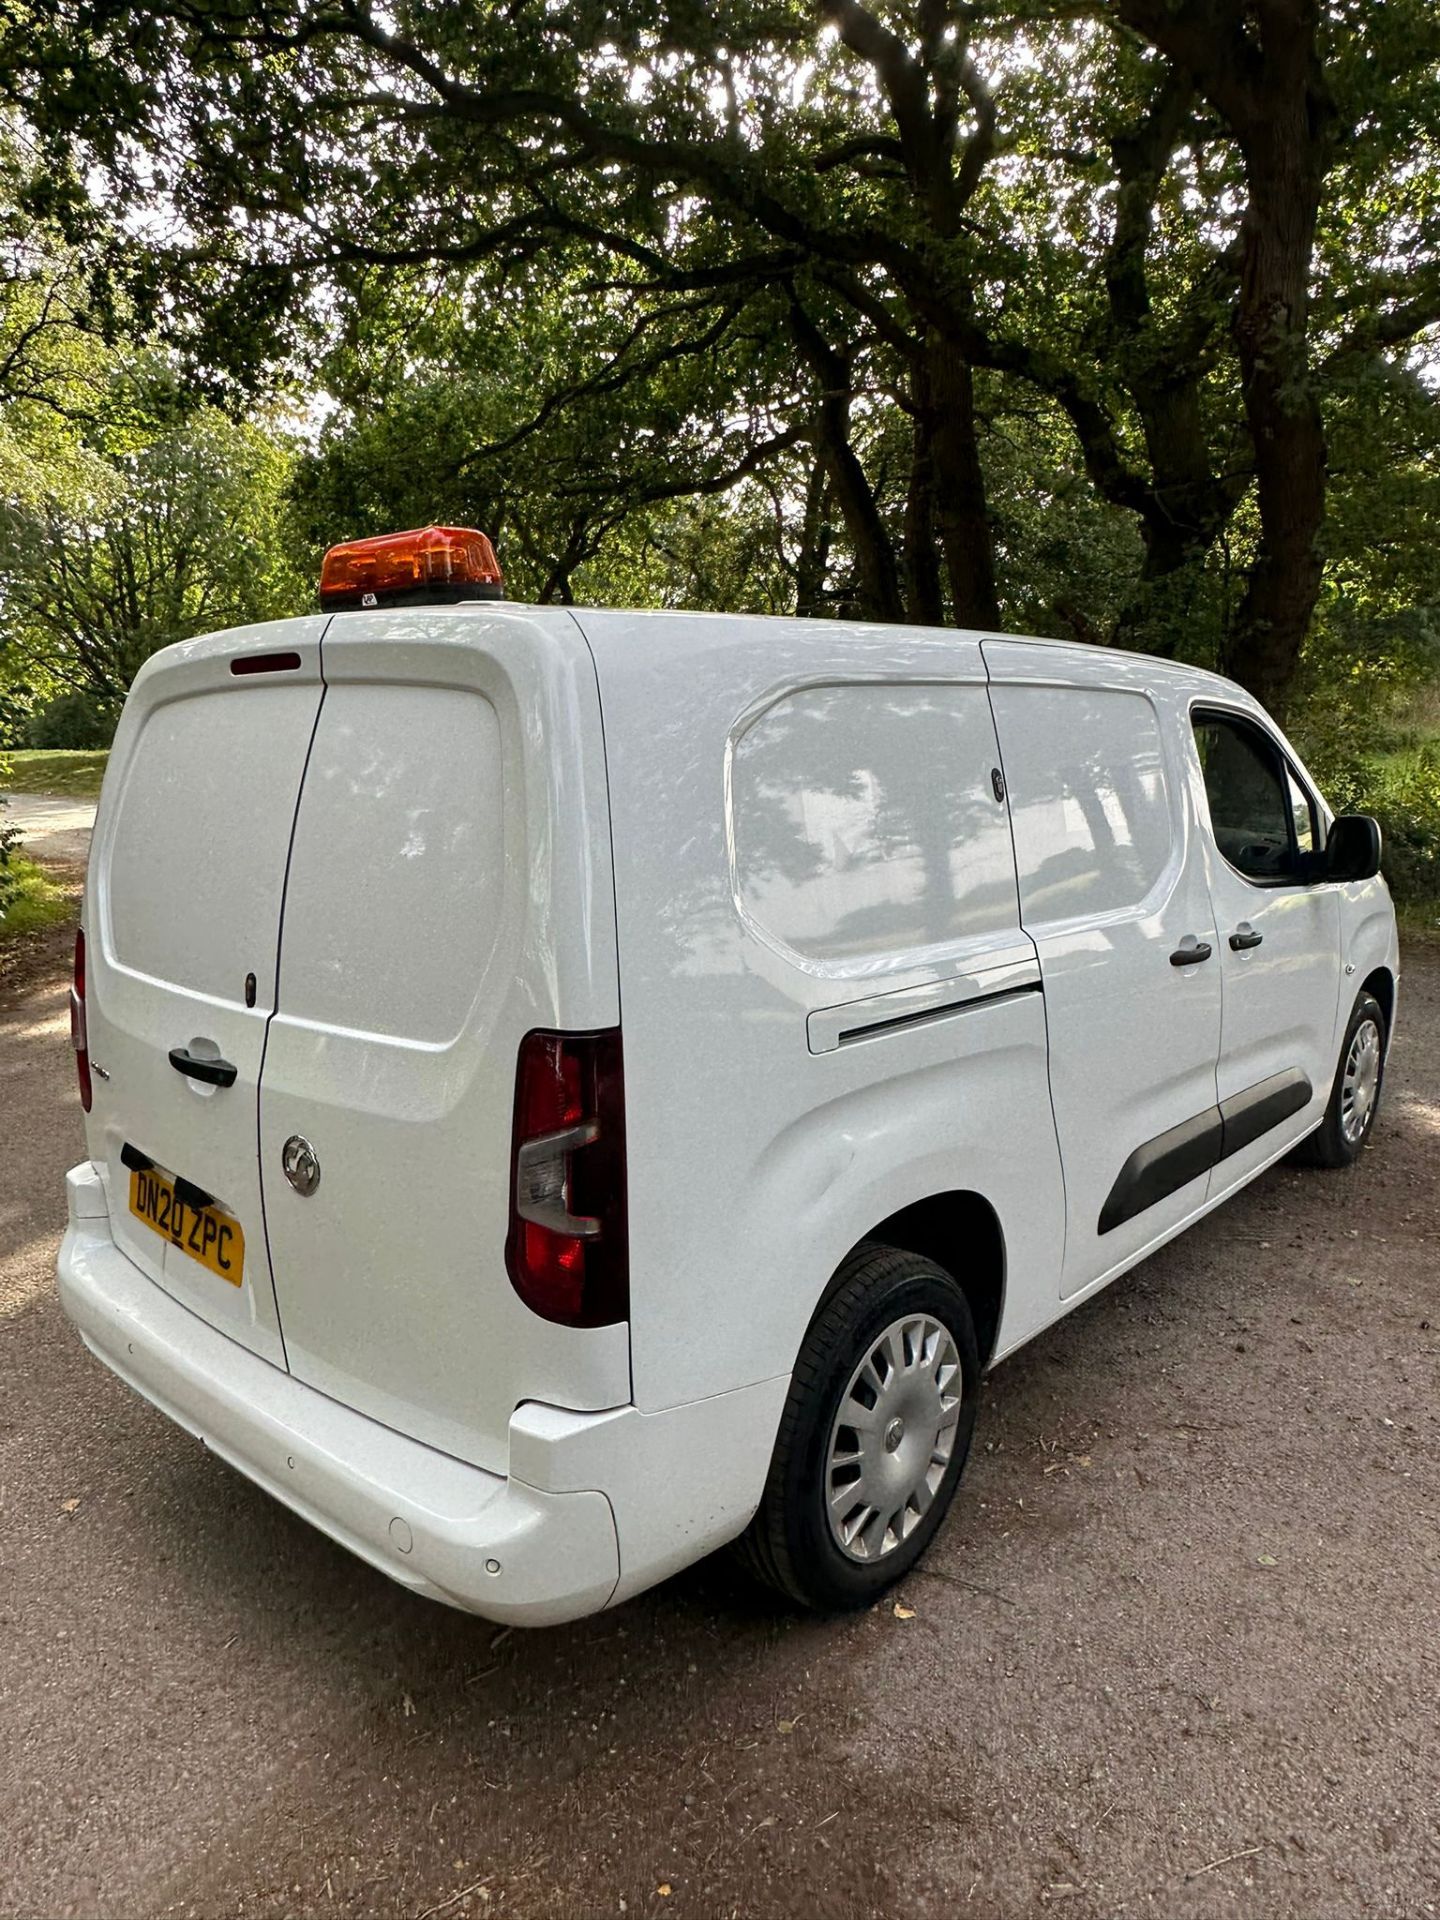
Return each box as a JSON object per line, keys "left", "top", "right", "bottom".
{"left": 2, "top": 917, "right": 1437, "bottom": 1920}
{"left": 3, "top": 791, "right": 97, "bottom": 866}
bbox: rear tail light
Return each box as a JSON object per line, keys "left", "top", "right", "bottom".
{"left": 506, "top": 1029, "right": 627, "bottom": 1327}
{"left": 70, "top": 928, "right": 92, "bottom": 1112}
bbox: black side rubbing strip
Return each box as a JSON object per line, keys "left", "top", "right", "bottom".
{"left": 1219, "top": 1068, "right": 1312, "bottom": 1159}
{"left": 1098, "top": 1108, "right": 1222, "bottom": 1235}
{"left": 836, "top": 980, "right": 1042, "bottom": 1048}
{"left": 1098, "top": 1066, "right": 1314, "bottom": 1235}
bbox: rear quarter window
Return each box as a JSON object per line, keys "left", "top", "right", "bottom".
{"left": 728, "top": 680, "right": 1019, "bottom": 970}
{"left": 988, "top": 685, "right": 1173, "bottom": 924}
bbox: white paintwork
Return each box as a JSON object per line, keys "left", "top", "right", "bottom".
{"left": 58, "top": 1164, "right": 621, "bottom": 1626}
{"left": 509, "top": 1377, "right": 793, "bottom": 1607}
{"left": 59, "top": 597, "right": 1399, "bottom": 1626}
{"left": 575, "top": 610, "right": 1064, "bottom": 1421}
{"left": 258, "top": 609, "right": 627, "bottom": 1474}
{"left": 84, "top": 617, "right": 328, "bottom": 1364}
{"left": 1183, "top": 701, "right": 1343, "bottom": 1189}
{"left": 985, "top": 644, "right": 1224, "bottom": 1302}
{"left": 805, "top": 951, "right": 1042, "bottom": 1054}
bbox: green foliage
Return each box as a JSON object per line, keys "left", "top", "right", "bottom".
{"left": 0, "top": 852, "right": 72, "bottom": 937}
{"left": 1315, "top": 746, "right": 1440, "bottom": 911}
{"left": 2, "top": 0, "right": 1438, "bottom": 858}
{"left": 0, "top": 749, "right": 18, "bottom": 921}
{"left": 0, "top": 116, "right": 110, "bottom": 423}
{"left": 0, "top": 352, "right": 310, "bottom": 707}
{"left": 6, "top": 748, "right": 109, "bottom": 798}
{"left": 1291, "top": 613, "right": 1440, "bottom": 907}
{"left": 1370, "top": 749, "right": 1440, "bottom": 910}
{"left": 288, "top": 261, "right": 818, "bottom": 609}
{"left": 978, "top": 386, "right": 1148, "bottom": 646}
{"left": 24, "top": 689, "right": 114, "bottom": 749}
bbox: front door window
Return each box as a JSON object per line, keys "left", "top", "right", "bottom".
{"left": 1192, "top": 712, "right": 1308, "bottom": 884}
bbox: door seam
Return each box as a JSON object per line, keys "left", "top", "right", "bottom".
{"left": 980, "top": 642, "right": 1069, "bottom": 1293}
{"left": 560, "top": 606, "right": 632, "bottom": 1406}
{"left": 254, "top": 617, "right": 333, "bottom": 1371}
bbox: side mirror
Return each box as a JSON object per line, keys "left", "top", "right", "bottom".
{"left": 1325, "top": 813, "right": 1382, "bottom": 882}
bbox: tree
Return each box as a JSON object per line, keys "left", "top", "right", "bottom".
{"left": 2, "top": 0, "right": 1060, "bottom": 631}
{"left": 0, "top": 355, "right": 307, "bottom": 710}
{"left": 5, "top": 0, "right": 1436, "bottom": 711}
{"left": 1101, "top": 0, "right": 1440, "bottom": 709}
{"left": 0, "top": 105, "right": 119, "bottom": 427}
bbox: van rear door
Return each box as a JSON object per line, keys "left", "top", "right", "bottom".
{"left": 83, "top": 620, "right": 327, "bottom": 1366}
{"left": 256, "top": 608, "right": 627, "bottom": 1475}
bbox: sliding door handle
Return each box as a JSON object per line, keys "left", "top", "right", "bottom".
{"left": 1229, "top": 923, "right": 1264, "bottom": 950}
{"left": 1170, "top": 937, "right": 1213, "bottom": 967}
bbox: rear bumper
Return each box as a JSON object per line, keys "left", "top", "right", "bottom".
{"left": 56, "top": 1162, "right": 620, "bottom": 1626}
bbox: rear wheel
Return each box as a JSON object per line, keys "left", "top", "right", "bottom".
{"left": 1293, "top": 990, "right": 1387, "bottom": 1169}
{"left": 735, "top": 1243, "right": 980, "bottom": 1610}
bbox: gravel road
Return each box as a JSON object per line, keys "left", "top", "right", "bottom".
{"left": 2, "top": 916, "right": 1437, "bottom": 1920}
{"left": 3, "top": 791, "right": 98, "bottom": 867}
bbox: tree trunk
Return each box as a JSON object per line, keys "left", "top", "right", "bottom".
{"left": 1222, "top": 124, "right": 1329, "bottom": 719}
{"left": 1115, "top": 0, "right": 1336, "bottom": 720}
{"left": 903, "top": 363, "right": 945, "bottom": 626}
{"left": 1111, "top": 502, "right": 1226, "bottom": 656}
{"left": 814, "top": 403, "right": 905, "bottom": 622}
{"left": 793, "top": 456, "right": 832, "bottom": 617}
{"left": 1102, "top": 67, "right": 1251, "bottom": 654}
{"left": 788, "top": 301, "right": 905, "bottom": 622}
{"left": 925, "top": 329, "right": 1001, "bottom": 631}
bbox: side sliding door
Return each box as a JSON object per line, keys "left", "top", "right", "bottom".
{"left": 985, "top": 644, "right": 1223, "bottom": 1310}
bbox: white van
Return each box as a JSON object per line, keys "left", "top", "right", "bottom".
{"left": 58, "top": 530, "right": 1398, "bottom": 1625}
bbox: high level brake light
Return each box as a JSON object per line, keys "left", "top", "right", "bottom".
{"left": 70, "top": 928, "right": 92, "bottom": 1112}
{"left": 506, "top": 1029, "right": 628, "bottom": 1328}
{"left": 318, "top": 526, "right": 504, "bottom": 611}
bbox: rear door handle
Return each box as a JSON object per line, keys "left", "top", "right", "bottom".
{"left": 1170, "top": 938, "right": 1213, "bottom": 967}
{"left": 1229, "top": 923, "right": 1264, "bottom": 950}
{"left": 168, "top": 1046, "right": 238, "bottom": 1088}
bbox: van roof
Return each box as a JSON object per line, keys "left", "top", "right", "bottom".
{"left": 306, "top": 597, "right": 1253, "bottom": 708}
{"left": 556, "top": 603, "right": 1253, "bottom": 700}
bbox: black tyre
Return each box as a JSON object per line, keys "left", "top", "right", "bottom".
{"left": 734, "top": 1242, "right": 980, "bottom": 1610}
{"left": 1292, "top": 990, "right": 1387, "bottom": 1169}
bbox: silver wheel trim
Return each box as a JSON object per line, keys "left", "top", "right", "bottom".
{"left": 825, "top": 1313, "right": 962, "bottom": 1563}
{"left": 1340, "top": 1016, "right": 1382, "bottom": 1145}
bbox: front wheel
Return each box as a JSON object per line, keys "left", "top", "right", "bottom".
{"left": 1293, "top": 990, "right": 1387, "bottom": 1169}
{"left": 734, "top": 1243, "right": 980, "bottom": 1610}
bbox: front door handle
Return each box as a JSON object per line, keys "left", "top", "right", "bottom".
{"left": 169, "top": 1046, "right": 238, "bottom": 1088}
{"left": 1229, "top": 923, "right": 1264, "bottom": 950}
{"left": 1170, "top": 937, "right": 1213, "bottom": 967}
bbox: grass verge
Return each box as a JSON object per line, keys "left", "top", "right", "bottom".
{"left": 1397, "top": 901, "right": 1440, "bottom": 944}
{"left": 5, "top": 749, "right": 110, "bottom": 799}
{"left": 0, "top": 855, "right": 77, "bottom": 940}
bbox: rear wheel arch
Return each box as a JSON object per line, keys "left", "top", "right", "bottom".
{"left": 837, "top": 1189, "right": 1006, "bottom": 1370}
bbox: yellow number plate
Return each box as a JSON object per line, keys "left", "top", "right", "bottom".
{"left": 128, "top": 1166, "right": 245, "bottom": 1287}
